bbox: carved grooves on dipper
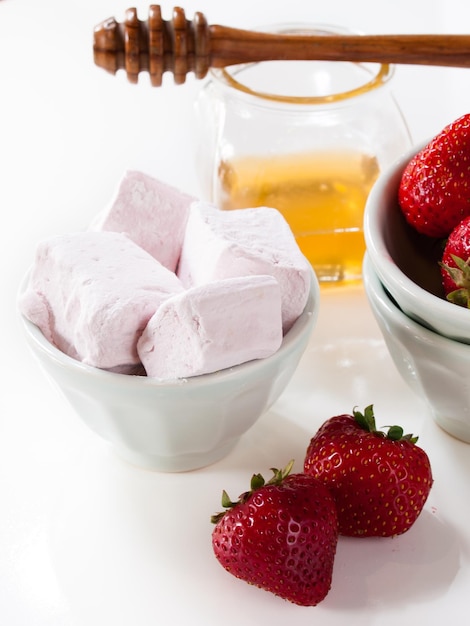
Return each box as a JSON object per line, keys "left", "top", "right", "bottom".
{"left": 93, "top": 5, "right": 210, "bottom": 85}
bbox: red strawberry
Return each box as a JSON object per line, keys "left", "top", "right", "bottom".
{"left": 304, "top": 405, "right": 433, "bottom": 538}
{"left": 398, "top": 113, "right": 470, "bottom": 238}
{"left": 211, "top": 460, "right": 338, "bottom": 606}
{"left": 440, "top": 215, "right": 470, "bottom": 306}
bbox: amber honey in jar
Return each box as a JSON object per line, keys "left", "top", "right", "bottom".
{"left": 196, "top": 24, "right": 411, "bottom": 284}
{"left": 217, "top": 149, "right": 380, "bottom": 283}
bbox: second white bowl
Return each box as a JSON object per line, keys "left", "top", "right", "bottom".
{"left": 363, "top": 253, "right": 470, "bottom": 443}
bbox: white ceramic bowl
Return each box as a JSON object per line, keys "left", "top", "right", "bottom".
{"left": 19, "top": 271, "right": 319, "bottom": 472}
{"left": 363, "top": 253, "right": 470, "bottom": 443}
{"left": 364, "top": 142, "right": 470, "bottom": 344}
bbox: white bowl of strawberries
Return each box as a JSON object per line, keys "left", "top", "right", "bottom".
{"left": 364, "top": 113, "right": 470, "bottom": 344}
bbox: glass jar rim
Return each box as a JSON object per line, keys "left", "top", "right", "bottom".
{"left": 209, "top": 23, "right": 394, "bottom": 105}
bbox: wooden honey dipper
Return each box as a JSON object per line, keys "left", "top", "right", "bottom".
{"left": 93, "top": 5, "right": 470, "bottom": 86}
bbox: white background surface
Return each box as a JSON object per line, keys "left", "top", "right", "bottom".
{"left": 2, "top": 1, "right": 470, "bottom": 624}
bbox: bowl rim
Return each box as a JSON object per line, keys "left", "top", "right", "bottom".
{"left": 19, "top": 267, "right": 319, "bottom": 388}
{"left": 363, "top": 253, "right": 470, "bottom": 354}
{"left": 363, "top": 141, "right": 470, "bottom": 331}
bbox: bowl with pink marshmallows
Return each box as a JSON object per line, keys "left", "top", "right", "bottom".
{"left": 363, "top": 114, "right": 470, "bottom": 443}
{"left": 19, "top": 171, "right": 319, "bottom": 472}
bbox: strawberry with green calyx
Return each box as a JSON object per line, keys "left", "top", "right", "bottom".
{"left": 398, "top": 113, "right": 470, "bottom": 238}
{"left": 440, "top": 215, "right": 470, "bottom": 307}
{"left": 211, "top": 460, "right": 338, "bottom": 607}
{"left": 304, "top": 405, "right": 433, "bottom": 538}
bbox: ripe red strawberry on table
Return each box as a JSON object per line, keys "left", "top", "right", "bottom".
{"left": 211, "top": 460, "right": 338, "bottom": 606}
{"left": 440, "top": 215, "right": 470, "bottom": 307}
{"left": 398, "top": 113, "right": 470, "bottom": 238}
{"left": 304, "top": 405, "right": 433, "bottom": 538}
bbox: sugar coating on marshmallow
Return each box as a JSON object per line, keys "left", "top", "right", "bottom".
{"left": 92, "top": 170, "right": 195, "bottom": 272}
{"left": 177, "top": 202, "right": 311, "bottom": 332}
{"left": 19, "top": 231, "right": 184, "bottom": 372}
{"left": 137, "top": 275, "right": 283, "bottom": 380}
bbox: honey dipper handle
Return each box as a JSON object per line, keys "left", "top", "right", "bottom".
{"left": 93, "top": 5, "right": 470, "bottom": 85}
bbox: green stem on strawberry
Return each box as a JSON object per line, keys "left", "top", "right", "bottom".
{"left": 353, "top": 405, "right": 418, "bottom": 443}
{"left": 210, "top": 459, "right": 295, "bottom": 524}
{"left": 440, "top": 254, "right": 470, "bottom": 308}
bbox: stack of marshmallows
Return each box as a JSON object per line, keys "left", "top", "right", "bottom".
{"left": 20, "top": 171, "right": 312, "bottom": 380}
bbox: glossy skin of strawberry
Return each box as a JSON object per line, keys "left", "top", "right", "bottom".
{"left": 398, "top": 113, "right": 470, "bottom": 238}
{"left": 304, "top": 406, "right": 433, "bottom": 538}
{"left": 440, "top": 215, "right": 470, "bottom": 307}
{"left": 211, "top": 461, "right": 338, "bottom": 606}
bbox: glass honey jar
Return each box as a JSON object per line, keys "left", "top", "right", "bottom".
{"left": 196, "top": 24, "right": 412, "bottom": 284}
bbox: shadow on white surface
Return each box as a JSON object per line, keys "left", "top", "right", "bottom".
{"left": 329, "top": 510, "right": 461, "bottom": 611}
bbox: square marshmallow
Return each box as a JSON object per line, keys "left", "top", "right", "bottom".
{"left": 92, "top": 170, "right": 195, "bottom": 272}
{"left": 177, "top": 202, "right": 311, "bottom": 332}
{"left": 19, "top": 231, "right": 184, "bottom": 373}
{"left": 137, "top": 275, "right": 283, "bottom": 379}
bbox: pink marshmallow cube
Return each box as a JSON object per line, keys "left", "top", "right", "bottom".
{"left": 137, "top": 274, "right": 283, "bottom": 380}
{"left": 92, "top": 170, "right": 195, "bottom": 272}
{"left": 19, "top": 231, "right": 184, "bottom": 373}
{"left": 177, "top": 202, "right": 311, "bottom": 333}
